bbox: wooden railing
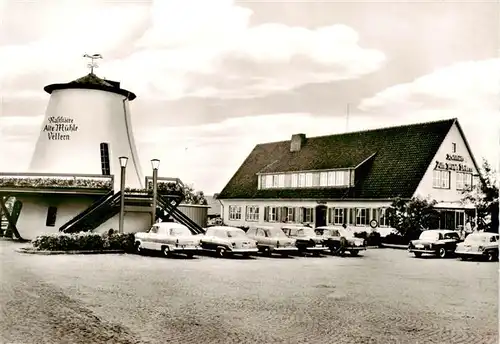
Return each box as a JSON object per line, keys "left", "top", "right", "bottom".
{"left": 0, "top": 173, "right": 114, "bottom": 190}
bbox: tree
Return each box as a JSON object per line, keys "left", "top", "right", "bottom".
{"left": 387, "top": 196, "right": 440, "bottom": 241}
{"left": 462, "top": 159, "right": 499, "bottom": 233}
{"left": 183, "top": 185, "right": 208, "bottom": 205}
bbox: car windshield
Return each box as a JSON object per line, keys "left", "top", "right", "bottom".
{"left": 339, "top": 229, "right": 355, "bottom": 238}
{"left": 464, "top": 234, "right": 488, "bottom": 243}
{"left": 264, "top": 228, "right": 287, "bottom": 238}
{"left": 170, "top": 227, "right": 190, "bottom": 236}
{"left": 227, "top": 230, "right": 246, "bottom": 238}
{"left": 419, "top": 231, "right": 439, "bottom": 241}
{"left": 297, "top": 228, "right": 315, "bottom": 237}
{"left": 443, "top": 232, "right": 459, "bottom": 240}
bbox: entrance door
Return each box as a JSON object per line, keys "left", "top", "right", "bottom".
{"left": 442, "top": 211, "right": 455, "bottom": 230}
{"left": 315, "top": 205, "right": 327, "bottom": 228}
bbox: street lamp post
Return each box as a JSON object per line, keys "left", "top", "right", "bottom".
{"left": 151, "top": 159, "right": 160, "bottom": 227}
{"left": 119, "top": 156, "right": 128, "bottom": 234}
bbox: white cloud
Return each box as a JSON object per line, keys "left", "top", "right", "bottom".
{"left": 358, "top": 58, "right": 500, "bottom": 169}
{"left": 1, "top": 0, "right": 385, "bottom": 100}
{"left": 0, "top": 0, "right": 149, "bottom": 87}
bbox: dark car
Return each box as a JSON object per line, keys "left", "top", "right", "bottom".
{"left": 408, "top": 229, "right": 461, "bottom": 258}
{"left": 281, "top": 225, "right": 327, "bottom": 255}
{"left": 315, "top": 226, "right": 366, "bottom": 256}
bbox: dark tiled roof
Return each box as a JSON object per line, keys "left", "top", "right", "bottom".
{"left": 44, "top": 73, "right": 136, "bottom": 100}
{"left": 71, "top": 73, "right": 115, "bottom": 87}
{"left": 218, "top": 118, "right": 456, "bottom": 200}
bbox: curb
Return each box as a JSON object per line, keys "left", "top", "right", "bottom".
{"left": 16, "top": 247, "right": 125, "bottom": 255}
{"left": 380, "top": 243, "right": 408, "bottom": 250}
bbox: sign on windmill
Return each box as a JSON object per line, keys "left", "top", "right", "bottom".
{"left": 83, "top": 53, "right": 103, "bottom": 74}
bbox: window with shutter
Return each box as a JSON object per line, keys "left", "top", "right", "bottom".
{"left": 297, "top": 207, "right": 304, "bottom": 223}
{"left": 349, "top": 208, "right": 356, "bottom": 225}
{"left": 282, "top": 207, "right": 288, "bottom": 222}
{"left": 288, "top": 207, "right": 295, "bottom": 222}
{"left": 264, "top": 206, "right": 269, "bottom": 222}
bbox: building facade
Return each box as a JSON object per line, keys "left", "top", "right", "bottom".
{"left": 218, "top": 119, "right": 480, "bottom": 234}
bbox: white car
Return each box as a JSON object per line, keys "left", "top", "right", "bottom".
{"left": 246, "top": 226, "right": 298, "bottom": 256}
{"left": 200, "top": 226, "right": 258, "bottom": 258}
{"left": 455, "top": 232, "right": 499, "bottom": 261}
{"left": 134, "top": 222, "right": 201, "bottom": 258}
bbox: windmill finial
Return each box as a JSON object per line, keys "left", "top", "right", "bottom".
{"left": 83, "top": 53, "right": 103, "bottom": 75}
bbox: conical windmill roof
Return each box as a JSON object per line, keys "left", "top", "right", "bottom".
{"left": 44, "top": 73, "right": 136, "bottom": 100}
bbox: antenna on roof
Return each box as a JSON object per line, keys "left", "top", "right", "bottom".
{"left": 83, "top": 53, "right": 103, "bottom": 74}
{"left": 345, "top": 103, "right": 350, "bottom": 132}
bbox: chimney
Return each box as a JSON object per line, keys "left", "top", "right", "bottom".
{"left": 290, "top": 133, "right": 306, "bottom": 152}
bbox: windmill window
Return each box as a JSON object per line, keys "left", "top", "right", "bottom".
{"left": 100, "top": 143, "right": 110, "bottom": 175}
{"left": 46, "top": 206, "right": 58, "bottom": 227}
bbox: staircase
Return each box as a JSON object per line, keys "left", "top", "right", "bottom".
{"left": 58, "top": 180, "right": 205, "bottom": 235}
{"left": 60, "top": 191, "right": 121, "bottom": 233}
{"left": 157, "top": 194, "right": 205, "bottom": 234}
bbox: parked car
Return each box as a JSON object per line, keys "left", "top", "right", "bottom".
{"left": 281, "top": 225, "right": 327, "bottom": 255}
{"left": 408, "top": 229, "right": 461, "bottom": 258}
{"left": 455, "top": 232, "right": 499, "bottom": 261}
{"left": 134, "top": 222, "right": 201, "bottom": 258}
{"left": 246, "top": 226, "right": 298, "bottom": 256}
{"left": 200, "top": 226, "right": 258, "bottom": 258}
{"left": 315, "top": 226, "right": 366, "bottom": 256}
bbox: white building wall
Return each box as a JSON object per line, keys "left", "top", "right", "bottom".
{"left": 29, "top": 88, "right": 144, "bottom": 190}
{"left": 413, "top": 122, "right": 479, "bottom": 202}
{"left": 15, "top": 195, "right": 96, "bottom": 240}
{"left": 219, "top": 199, "right": 394, "bottom": 235}
{"left": 94, "top": 212, "right": 151, "bottom": 234}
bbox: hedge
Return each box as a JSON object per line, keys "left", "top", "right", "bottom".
{"left": 380, "top": 231, "right": 422, "bottom": 246}
{"left": 32, "top": 232, "right": 136, "bottom": 252}
{"left": 354, "top": 231, "right": 382, "bottom": 247}
{"left": 0, "top": 176, "right": 112, "bottom": 190}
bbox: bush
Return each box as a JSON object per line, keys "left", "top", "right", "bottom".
{"left": 380, "top": 231, "right": 422, "bottom": 246}
{"left": 32, "top": 232, "right": 136, "bottom": 252}
{"left": 354, "top": 231, "right": 382, "bottom": 247}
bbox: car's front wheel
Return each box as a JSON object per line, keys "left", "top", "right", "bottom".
{"left": 486, "top": 250, "right": 498, "bottom": 262}
{"left": 216, "top": 247, "right": 228, "bottom": 258}
{"left": 329, "top": 246, "right": 341, "bottom": 255}
{"left": 350, "top": 250, "right": 359, "bottom": 257}
{"left": 135, "top": 241, "right": 142, "bottom": 254}
{"left": 162, "top": 246, "right": 172, "bottom": 258}
{"left": 438, "top": 247, "right": 447, "bottom": 258}
{"left": 413, "top": 252, "right": 422, "bottom": 258}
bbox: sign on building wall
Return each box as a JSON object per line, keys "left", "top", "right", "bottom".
{"left": 434, "top": 152, "right": 473, "bottom": 173}
{"left": 42, "top": 116, "right": 79, "bottom": 140}
{"left": 434, "top": 161, "right": 473, "bottom": 173}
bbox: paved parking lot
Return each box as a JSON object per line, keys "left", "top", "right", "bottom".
{"left": 1, "top": 240, "right": 498, "bottom": 344}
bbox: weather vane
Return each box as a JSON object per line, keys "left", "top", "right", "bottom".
{"left": 83, "top": 53, "right": 103, "bottom": 74}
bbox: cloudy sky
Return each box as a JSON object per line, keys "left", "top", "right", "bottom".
{"left": 1, "top": 0, "right": 498, "bottom": 194}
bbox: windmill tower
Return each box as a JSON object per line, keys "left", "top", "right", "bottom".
{"left": 28, "top": 54, "right": 144, "bottom": 190}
